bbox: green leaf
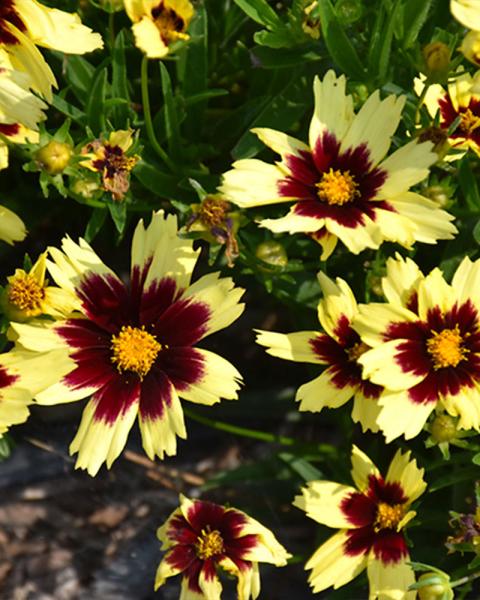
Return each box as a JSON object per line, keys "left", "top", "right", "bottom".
{"left": 134, "top": 160, "right": 191, "bottom": 201}
{"left": 159, "top": 62, "right": 181, "bottom": 159}
{"left": 458, "top": 159, "right": 480, "bottom": 211}
{"left": 402, "top": 0, "right": 433, "bottom": 49}
{"left": 107, "top": 201, "right": 127, "bottom": 234}
{"left": 0, "top": 436, "right": 11, "bottom": 460}
{"left": 429, "top": 466, "right": 480, "bottom": 492}
{"left": 254, "top": 27, "right": 297, "bottom": 49}
{"left": 65, "top": 55, "right": 95, "bottom": 102}
{"left": 111, "top": 29, "right": 131, "bottom": 126}
{"left": 278, "top": 452, "right": 323, "bottom": 481}
{"left": 316, "top": 0, "right": 365, "bottom": 79}
{"left": 252, "top": 44, "right": 323, "bottom": 68}
{"left": 84, "top": 207, "right": 107, "bottom": 243}
{"left": 51, "top": 95, "right": 86, "bottom": 125}
{"left": 233, "top": 0, "right": 282, "bottom": 28}
{"left": 86, "top": 67, "right": 108, "bottom": 135}
{"left": 375, "top": 1, "right": 403, "bottom": 84}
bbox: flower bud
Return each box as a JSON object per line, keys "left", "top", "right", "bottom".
{"left": 335, "top": 0, "right": 363, "bottom": 24}
{"left": 430, "top": 414, "right": 457, "bottom": 443}
{"left": 70, "top": 179, "right": 100, "bottom": 199}
{"left": 425, "top": 185, "right": 449, "bottom": 207}
{"left": 461, "top": 30, "right": 480, "bottom": 66}
{"left": 36, "top": 141, "right": 72, "bottom": 175}
{"left": 255, "top": 241, "right": 288, "bottom": 269}
{"left": 417, "top": 572, "right": 453, "bottom": 600}
{"left": 422, "top": 42, "right": 451, "bottom": 82}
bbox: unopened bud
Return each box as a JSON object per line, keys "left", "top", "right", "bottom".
{"left": 36, "top": 141, "right": 72, "bottom": 175}
{"left": 417, "top": 572, "right": 453, "bottom": 600}
{"left": 430, "top": 414, "right": 457, "bottom": 443}
{"left": 255, "top": 241, "right": 288, "bottom": 269}
{"left": 71, "top": 179, "right": 100, "bottom": 199}
{"left": 422, "top": 42, "right": 451, "bottom": 82}
{"left": 425, "top": 185, "right": 449, "bottom": 207}
{"left": 461, "top": 30, "right": 480, "bottom": 66}
{"left": 335, "top": 0, "right": 363, "bottom": 24}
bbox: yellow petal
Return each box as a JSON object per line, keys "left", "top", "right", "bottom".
{"left": 350, "top": 445, "right": 380, "bottom": 491}
{"left": 352, "top": 392, "right": 381, "bottom": 434}
{"left": 296, "top": 368, "right": 356, "bottom": 412}
{"left": 385, "top": 449, "right": 427, "bottom": 503}
{"left": 451, "top": 0, "right": 480, "bottom": 33}
{"left": 293, "top": 480, "right": 358, "bottom": 528}
{"left": 382, "top": 254, "right": 424, "bottom": 308}
{"left": 0, "top": 204, "right": 26, "bottom": 245}
{"left": 131, "top": 17, "right": 169, "bottom": 58}
{"left": 377, "top": 391, "right": 435, "bottom": 442}
{"left": 367, "top": 556, "right": 416, "bottom": 600}
{"left": 255, "top": 330, "right": 324, "bottom": 364}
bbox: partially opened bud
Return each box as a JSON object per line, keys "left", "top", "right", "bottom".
{"left": 36, "top": 141, "right": 72, "bottom": 175}
{"left": 422, "top": 41, "right": 451, "bottom": 82}
{"left": 256, "top": 241, "right": 288, "bottom": 269}
{"left": 430, "top": 414, "right": 458, "bottom": 443}
{"left": 417, "top": 572, "right": 453, "bottom": 600}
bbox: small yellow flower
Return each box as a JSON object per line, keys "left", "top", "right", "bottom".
{"left": 124, "top": 0, "right": 194, "bottom": 58}
{"left": 1, "top": 252, "right": 78, "bottom": 321}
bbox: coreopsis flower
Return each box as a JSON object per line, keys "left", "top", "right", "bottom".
{"left": 1, "top": 252, "right": 78, "bottom": 322}
{"left": 415, "top": 70, "right": 480, "bottom": 157}
{"left": 0, "top": 348, "right": 73, "bottom": 436}
{"left": 11, "top": 211, "right": 244, "bottom": 476}
{"left": 220, "top": 70, "right": 457, "bottom": 260}
{"left": 354, "top": 255, "right": 480, "bottom": 442}
{"left": 451, "top": 0, "right": 480, "bottom": 30}
{"left": 155, "top": 494, "right": 290, "bottom": 599}
{"left": 256, "top": 272, "right": 382, "bottom": 432}
{"left": 80, "top": 130, "right": 140, "bottom": 201}
{"left": 186, "top": 194, "right": 239, "bottom": 267}
{"left": 0, "top": 0, "right": 103, "bottom": 102}
{"left": 293, "top": 445, "right": 426, "bottom": 598}
{"left": 124, "top": 0, "right": 194, "bottom": 59}
{"left": 0, "top": 202, "right": 26, "bottom": 244}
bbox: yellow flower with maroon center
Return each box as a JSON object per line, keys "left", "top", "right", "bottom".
{"left": 415, "top": 69, "right": 480, "bottom": 158}
{"left": 155, "top": 495, "right": 290, "bottom": 599}
{"left": 220, "top": 70, "right": 456, "bottom": 260}
{"left": 11, "top": 211, "right": 244, "bottom": 476}
{"left": 354, "top": 255, "right": 480, "bottom": 442}
{"left": 294, "top": 445, "right": 426, "bottom": 598}
{"left": 124, "top": 0, "right": 194, "bottom": 58}
{"left": 256, "top": 272, "right": 383, "bottom": 433}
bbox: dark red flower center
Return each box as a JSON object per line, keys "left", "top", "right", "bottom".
{"left": 0, "top": 0, "right": 26, "bottom": 45}
{"left": 0, "top": 123, "right": 20, "bottom": 137}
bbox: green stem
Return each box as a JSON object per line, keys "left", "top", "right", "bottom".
{"left": 183, "top": 407, "right": 337, "bottom": 455}
{"left": 140, "top": 56, "right": 176, "bottom": 171}
{"left": 451, "top": 570, "right": 480, "bottom": 588}
{"left": 415, "top": 79, "right": 430, "bottom": 126}
{"left": 108, "top": 11, "right": 115, "bottom": 49}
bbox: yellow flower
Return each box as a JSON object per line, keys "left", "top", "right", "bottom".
{"left": 256, "top": 272, "right": 382, "bottom": 432}
{"left": 220, "top": 70, "right": 457, "bottom": 260}
{"left": 80, "top": 130, "right": 139, "bottom": 201}
{"left": 11, "top": 211, "right": 244, "bottom": 476}
{"left": 0, "top": 348, "right": 73, "bottom": 437}
{"left": 0, "top": 203, "right": 26, "bottom": 244}
{"left": 354, "top": 254, "right": 480, "bottom": 442}
{"left": 124, "top": 0, "right": 194, "bottom": 58}
{"left": 415, "top": 70, "right": 480, "bottom": 158}
{"left": 155, "top": 494, "right": 290, "bottom": 599}
{"left": 451, "top": 0, "right": 480, "bottom": 31}
{"left": 0, "top": 0, "right": 103, "bottom": 102}
{"left": 294, "top": 445, "right": 426, "bottom": 598}
{"left": 1, "top": 252, "right": 78, "bottom": 321}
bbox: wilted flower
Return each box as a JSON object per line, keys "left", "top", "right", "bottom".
{"left": 186, "top": 194, "right": 239, "bottom": 266}
{"left": 221, "top": 70, "right": 456, "bottom": 260}
{"left": 124, "top": 0, "right": 194, "bottom": 58}
{"left": 294, "top": 445, "right": 426, "bottom": 598}
{"left": 12, "top": 212, "right": 244, "bottom": 476}
{"left": 155, "top": 494, "right": 290, "bottom": 599}
{"left": 80, "top": 130, "right": 139, "bottom": 201}
{"left": 355, "top": 254, "right": 480, "bottom": 442}
{"left": 256, "top": 272, "right": 382, "bottom": 432}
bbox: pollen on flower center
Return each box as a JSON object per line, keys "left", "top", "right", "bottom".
{"left": 347, "top": 341, "right": 369, "bottom": 362}
{"left": 195, "top": 527, "right": 224, "bottom": 560}
{"left": 151, "top": 3, "right": 188, "bottom": 43}
{"left": 197, "top": 197, "right": 231, "bottom": 228}
{"left": 7, "top": 273, "right": 45, "bottom": 311}
{"left": 111, "top": 325, "right": 161, "bottom": 378}
{"left": 316, "top": 169, "right": 359, "bottom": 206}
{"left": 426, "top": 327, "right": 468, "bottom": 370}
{"left": 460, "top": 108, "right": 480, "bottom": 135}
{"left": 373, "top": 502, "right": 405, "bottom": 532}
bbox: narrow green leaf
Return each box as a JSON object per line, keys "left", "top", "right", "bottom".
{"left": 107, "top": 201, "right": 127, "bottom": 234}
{"left": 403, "top": 0, "right": 433, "bottom": 49}
{"left": 51, "top": 95, "right": 86, "bottom": 125}
{"left": 278, "top": 453, "right": 323, "bottom": 481}
{"left": 65, "top": 55, "right": 95, "bottom": 102}
{"left": 159, "top": 62, "right": 181, "bottom": 158}
{"left": 376, "top": 1, "right": 403, "bottom": 83}
{"left": 84, "top": 207, "right": 107, "bottom": 243}
{"left": 134, "top": 160, "right": 191, "bottom": 201}
{"left": 316, "top": 0, "right": 365, "bottom": 79}
{"left": 0, "top": 435, "right": 12, "bottom": 461}
{"left": 458, "top": 159, "right": 480, "bottom": 211}
{"left": 86, "top": 67, "right": 108, "bottom": 135}
{"left": 112, "top": 29, "right": 131, "bottom": 126}
{"left": 233, "top": 0, "right": 282, "bottom": 28}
